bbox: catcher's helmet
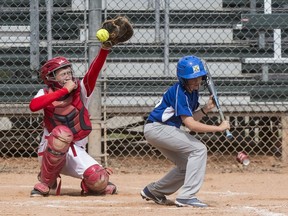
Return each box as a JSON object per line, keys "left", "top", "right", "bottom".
{"left": 177, "top": 55, "right": 207, "bottom": 86}
{"left": 40, "top": 56, "right": 72, "bottom": 88}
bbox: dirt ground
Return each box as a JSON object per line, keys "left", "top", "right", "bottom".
{"left": 0, "top": 157, "right": 288, "bottom": 216}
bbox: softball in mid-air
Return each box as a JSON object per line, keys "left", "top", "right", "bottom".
{"left": 96, "top": 29, "right": 109, "bottom": 42}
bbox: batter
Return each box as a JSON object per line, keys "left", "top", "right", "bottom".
{"left": 140, "top": 55, "right": 230, "bottom": 207}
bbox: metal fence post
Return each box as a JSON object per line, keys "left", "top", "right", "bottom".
{"left": 45, "top": 0, "right": 53, "bottom": 60}
{"left": 30, "top": 0, "right": 39, "bottom": 79}
{"left": 87, "top": 0, "right": 103, "bottom": 162}
{"left": 164, "top": 0, "right": 170, "bottom": 75}
{"left": 282, "top": 115, "right": 288, "bottom": 164}
{"left": 155, "top": 0, "right": 161, "bottom": 43}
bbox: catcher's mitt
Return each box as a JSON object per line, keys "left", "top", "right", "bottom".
{"left": 101, "top": 16, "right": 133, "bottom": 49}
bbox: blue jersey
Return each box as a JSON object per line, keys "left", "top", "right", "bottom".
{"left": 148, "top": 82, "right": 200, "bottom": 128}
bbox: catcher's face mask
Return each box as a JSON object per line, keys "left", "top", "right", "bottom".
{"left": 53, "top": 66, "right": 73, "bottom": 85}
{"left": 41, "top": 56, "right": 77, "bottom": 90}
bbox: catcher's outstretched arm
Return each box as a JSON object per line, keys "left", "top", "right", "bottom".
{"left": 82, "top": 48, "right": 109, "bottom": 97}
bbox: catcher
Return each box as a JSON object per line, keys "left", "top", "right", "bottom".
{"left": 29, "top": 16, "right": 133, "bottom": 197}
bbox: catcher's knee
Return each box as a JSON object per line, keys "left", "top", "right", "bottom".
{"left": 47, "top": 125, "right": 73, "bottom": 154}
{"left": 81, "top": 164, "right": 116, "bottom": 195}
{"left": 36, "top": 125, "right": 73, "bottom": 189}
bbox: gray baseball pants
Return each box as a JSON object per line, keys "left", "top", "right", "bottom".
{"left": 144, "top": 122, "right": 207, "bottom": 199}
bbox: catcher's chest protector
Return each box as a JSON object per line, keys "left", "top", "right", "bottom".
{"left": 43, "top": 85, "right": 92, "bottom": 141}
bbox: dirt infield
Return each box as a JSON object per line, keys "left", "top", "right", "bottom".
{"left": 0, "top": 158, "right": 288, "bottom": 216}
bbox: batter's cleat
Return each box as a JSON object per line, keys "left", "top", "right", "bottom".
{"left": 175, "top": 197, "right": 208, "bottom": 208}
{"left": 140, "top": 186, "right": 174, "bottom": 205}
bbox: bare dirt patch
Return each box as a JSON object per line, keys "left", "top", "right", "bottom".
{"left": 0, "top": 157, "right": 288, "bottom": 216}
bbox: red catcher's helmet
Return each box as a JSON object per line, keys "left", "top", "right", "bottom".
{"left": 40, "top": 56, "right": 72, "bottom": 87}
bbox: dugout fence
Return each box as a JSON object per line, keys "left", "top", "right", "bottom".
{"left": 0, "top": 0, "right": 288, "bottom": 167}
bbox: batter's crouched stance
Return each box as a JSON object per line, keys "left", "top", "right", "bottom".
{"left": 140, "top": 56, "right": 230, "bottom": 207}
{"left": 30, "top": 48, "right": 117, "bottom": 197}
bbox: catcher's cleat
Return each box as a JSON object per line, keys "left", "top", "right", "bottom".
{"left": 105, "top": 182, "right": 118, "bottom": 195}
{"left": 30, "top": 188, "right": 45, "bottom": 197}
{"left": 30, "top": 182, "right": 50, "bottom": 197}
{"left": 175, "top": 197, "right": 208, "bottom": 208}
{"left": 81, "top": 182, "right": 117, "bottom": 196}
{"left": 140, "top": 187, "right": 174, "bottom": 206}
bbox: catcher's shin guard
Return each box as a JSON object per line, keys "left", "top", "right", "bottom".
{"left": 81, "top": 164, "right": 117, "bottom": 195}
{"left": 33, "top": 125, "right": 73, "bottom": 196}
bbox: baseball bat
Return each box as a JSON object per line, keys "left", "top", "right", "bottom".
{"left": 204, "top": 71, "right": 233, "bottom": 140}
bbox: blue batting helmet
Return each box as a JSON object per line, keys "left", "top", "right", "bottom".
{"left": 177, "top": 55, "right": 207, "bottom": 85}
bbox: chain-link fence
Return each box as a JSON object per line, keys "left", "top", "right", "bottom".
{"left": 0, "top": 0, "right": 288, "bottom": 167}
